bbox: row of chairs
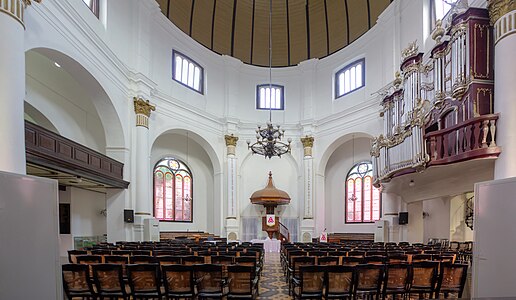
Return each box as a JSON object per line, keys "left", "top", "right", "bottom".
{"left": 63, "top": 263, "right": 258, "bottom": 300}
{"left": 290, "top": 262, "right": 468, "bottom": 300}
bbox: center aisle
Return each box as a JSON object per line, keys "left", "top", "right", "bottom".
{"left": 258, "top": 252, "right": 291, "bottom": 299}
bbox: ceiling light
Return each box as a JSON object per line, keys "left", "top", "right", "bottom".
{"left": 54, "top": 62, "right": 61, "bottom": 68}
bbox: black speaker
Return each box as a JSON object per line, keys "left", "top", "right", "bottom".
{"left": 398, "top": 212, "right": 408, "bottom": 225}
{"left": 124, "top": 209, "right": 134, "bottom": 223}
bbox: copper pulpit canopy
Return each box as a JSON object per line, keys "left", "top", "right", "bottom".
{"left": 250, "top": 172, "right": 291, "bottom": 206}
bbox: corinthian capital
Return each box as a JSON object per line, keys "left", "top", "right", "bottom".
{"left": 133, "top": 97, "right": 156, "bottom": 117}
{"left": 488, "top": 0, "right": 516, "bottom": 25}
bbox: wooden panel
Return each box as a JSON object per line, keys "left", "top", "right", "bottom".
{"left": 252, "top": 0, "right": 269, "bottom": 66}
{"left": 213, "top": 0, "right": 233, "bottom": 55}
{"left": 308, "top": 0, "right": 328, "bottom": 59}
{"left": 271, "top": 0, "right": 288, "bottom": 66}
{"left": 58, "top": 142, "right": 72, "bottom": 158}
{"left": 369, "top": 0, "right": 391, "bottom": 26}
{"left": 101, "top": 160, "right": 111, "bottom": 172}
{"left": 233, "top": 0, "right": 253, "bottom": 64}
{"left": 191, "top": 0, "right": 214, "bottom": 48}
{"left": 156, "top": 0, "right": 169, "bottom": 15}
{"left": 25, "top": 128, "right": 36, "bottom": 146}
{"left": 346, "top": 0, "right": 369, "bottom": 42}
{"left": 326, "top": 0, "right": 347, "bottom": 54}
{"left": 74, "top": 149, "right": 88, "bottom": 163}
{"left": 39, "top": 134, "right": 56, "bottom": 152}
{"left": 25, "top": 121, "right": 129, "bottom": 188}
{"left": 288, "top": 0, "right": 308, "bottom": 66}
{"left": 90, "top": 155, "right": 101, "bottom": 169}
{"left": 169, "top": 0, "right": 193, "bottom": 34}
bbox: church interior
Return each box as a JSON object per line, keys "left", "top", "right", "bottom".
{"left": 1, "top": 0, "right": 516, "bottom": 298}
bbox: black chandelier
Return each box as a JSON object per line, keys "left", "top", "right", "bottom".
{"left": 246, "top": 0, "right": 292, "bottom": 159}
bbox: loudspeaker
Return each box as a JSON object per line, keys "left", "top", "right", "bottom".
{"left": 398, "top": 212, "right": 408, "bottom": 225}
{"left": 124, "top": 209, "right": 134, "bottom": 223}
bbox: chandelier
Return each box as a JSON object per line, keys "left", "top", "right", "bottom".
{"left": 247, "top": 0, "right": 291, "bottom": 159}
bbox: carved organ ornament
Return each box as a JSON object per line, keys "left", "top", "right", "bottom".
{"left": 371, "top": 7, "right": 500, "bottom": 186}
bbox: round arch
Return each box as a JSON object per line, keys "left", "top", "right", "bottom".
{"left": 26, "top": 47, "right": 126, "bottom": 150}
{"left": 318, "top": 132, "right": 374, "bottom": 176}
{"left": 150, "top": 127, "right": 222, "bottom": 175}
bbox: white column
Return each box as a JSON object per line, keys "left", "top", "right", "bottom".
{"left": 491, "top": 2, "right": 516, "bottom": 179}
{"left": 0, "top": 1, "right": 35, "bottom": 174}
{"left": 133, "top": 97, "right": 155, "bottom": 241}
{"left": 381, "top": 192, "right": 401, "bottom": 242}
{"left": 300, "top": 136, "right": 315, "bottom": 242}
{"left": 224, "top": 134, "right": 239, "bottom": 241}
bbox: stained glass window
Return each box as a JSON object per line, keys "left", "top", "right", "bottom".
{"left": 153, "top": 158, "right": 193, "bottom": 222}
{"left": 345, "top": 161, "right": 381, "bottom": 223}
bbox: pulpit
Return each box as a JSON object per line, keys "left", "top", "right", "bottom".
{"left": 250, "top": 172, "right": 290, "bottom": 239}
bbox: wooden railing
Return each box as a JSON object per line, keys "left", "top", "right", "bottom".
{"left": 279, "top": 222, "right": 290, "bottom": 242}
{"left": 425, "top": 114, "right": 501, "bottom": 165}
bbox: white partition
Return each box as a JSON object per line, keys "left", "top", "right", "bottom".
{"left": 473, "top": 177, "right": 516, "bottom": 297}
{"left": 0, "top": 171, "right": 61, "bottom": 299}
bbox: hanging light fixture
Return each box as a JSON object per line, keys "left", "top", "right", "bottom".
{"left": 247, "top": 0, "right": 292, "bottom": 159}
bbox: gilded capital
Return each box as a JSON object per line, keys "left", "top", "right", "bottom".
{"left": 488, "top": 0, "right": 516, "bottom": 25}
{"left": 23, "top": 0, "right": 42, "bottom": 5}
{"left": 225, "top": 134, "right": 238, "bottom": 156}
{"left": 225, "top": 134, "right": 239, "bottom": 147}
{"left": 133, "top": 97, "right": 156, "bottom": 117}
{"left": 300, "top": 136, "right": 314, "bottom": 148}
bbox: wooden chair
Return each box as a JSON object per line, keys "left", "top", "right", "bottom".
{"left": 126, "top": 263, "right": 163, "bottom": 299}
{"left": 158, "top": 255, "right": 182, "bottom": 265}
{"left": 409, "top": 261, "right": 439, "bottom": 299}
{"left": 341, "top": 256, "right": 364, "bottom": 266}
{"left": 354, "top": 264, "right": 384, "bottom": 300}
{"left": 235, "top": 256, "right": 260, "bottom": 279}
{"left": 92, "top": 263, "right": 130, "bottom": 300}
{"left": 382, "top": 263, "right": 411, "bottom": 300}
{"left": 194, "top": 264, "right": 228, "bottom": 299}
{"left": 227, "top": 265, "right": 259, "bottom": 299}
{"left": 62, "top": 264, "right": 97, "bottom": 300}
{"left": 153, "top": 249, "right": 175, "bottom": 257}
{"left": 289, "top": 256, "right": 316, "bottom": 295}
{"left": 130, "top": 255, "right": 157, "bottom": 264}
{"left": 161, "top": 264, "right": 196, "bottom": 300}
{"left": 435, "top": 263, "right": 468, "bottom": 298}
{"left": 132, "top": 250, "right": 152, "bottom": 256}
{"left": 411, "top": 254, "right": 432, "bottom": 263}
{"left": 364, "top": 256, "right": 386, "bottom": 265}
{"left": 317, "top": 256, "right": 340, "bottom": 266}
{"left": 292, "top": 265, "right": 325, "bottom": 300}
{"left": 324, "top": 265, "right": 354, "bottom": 300}
{"left": 76, "top": 255, "right": 103, "bottom": 276}
{"left": 182, "top": 255, "right": 205, "bottom": 265}
{"left": 68, "top": 250, "right": 88, "bottom": 263}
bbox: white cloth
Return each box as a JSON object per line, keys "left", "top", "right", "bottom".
{"left": 264, "top": 239, "right": 281, "bottom": 252}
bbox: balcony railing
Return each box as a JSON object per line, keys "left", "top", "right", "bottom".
{"left": 426, "top": 114, "right": 500, "bottom": 166}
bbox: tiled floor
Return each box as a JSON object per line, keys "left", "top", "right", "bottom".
{"left": 258, "top": 252, "right": 291, "bottom": 300}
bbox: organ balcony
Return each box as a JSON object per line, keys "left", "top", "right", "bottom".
{"left": 371, "top": 7, "right": 500, "bottom": 187}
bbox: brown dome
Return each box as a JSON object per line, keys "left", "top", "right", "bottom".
{"left": 250, "top": 171, "right": 290, "bottom": 206}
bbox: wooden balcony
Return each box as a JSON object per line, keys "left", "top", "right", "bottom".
{"left": 425, "top": 114, "right": 501, "bottom": 166}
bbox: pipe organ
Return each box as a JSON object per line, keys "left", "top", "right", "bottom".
{"left": 372, "top": 7, "right": 499, "bottom": 186}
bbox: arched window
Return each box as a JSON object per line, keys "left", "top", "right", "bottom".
{"left": 345, "top": 161, "right": 381, "bottom": 223}
{"left": 153, "top": 158, "right": 193, "bottom": 222}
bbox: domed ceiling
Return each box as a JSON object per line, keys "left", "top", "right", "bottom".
{"left": 156, "top": 0, "right": 393, "bottom": 67}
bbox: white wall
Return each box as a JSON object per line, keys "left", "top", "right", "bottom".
{"left": 70, "top": 187, "right": 107, "bottom": 238}
{"left": 150, "top": 132, "right": 215, "bottom": 233}
{"left": 422, "top": 197, "right": 451, "bottom": 243}
{"left": 325, "top": 137, "right": 376, "bottom": 233}
{"left": 25, "top": 51, "right": 106, "bottom": 153}
{"left": 407, "top": 201, "right": 424, "bottom": 243}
